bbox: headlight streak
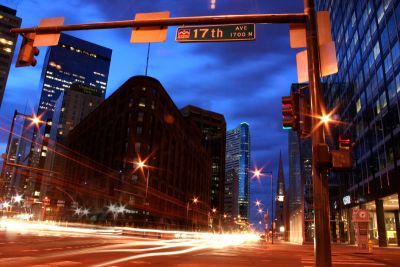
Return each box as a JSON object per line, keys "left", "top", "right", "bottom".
{"left": 92, "top": 245, "right": 210, "bottom": 267}
{"left": 1, "top": 218, "right": 259, "bottom": 266}
{"left": 91, "top": 234, "right": 259, "bottom": 266}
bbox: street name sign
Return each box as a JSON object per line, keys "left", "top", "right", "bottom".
{"left": 176, "top": 23, "right": 255, "bottom": 42}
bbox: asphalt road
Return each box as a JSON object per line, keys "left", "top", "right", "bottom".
{"left": 1, "top": 226, "right": 399, "bottom": 267}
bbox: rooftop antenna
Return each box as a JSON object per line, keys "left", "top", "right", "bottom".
{"left": 145, "top": 43, "right": 150, "bottom": 76}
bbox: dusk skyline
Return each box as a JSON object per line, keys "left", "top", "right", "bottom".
{"left": 0, "top": 0, "right": 303, "bottom": 182}
{"left": 2, "top": 0, "right": 400, "bottom": 265}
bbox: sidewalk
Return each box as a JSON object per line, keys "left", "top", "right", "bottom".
{"left": 331, "top": 243, "right": 400, "bottom": 267}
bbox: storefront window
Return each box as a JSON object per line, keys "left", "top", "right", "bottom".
{"left": 385, "top": 212, "right": 397, "bottom": 245}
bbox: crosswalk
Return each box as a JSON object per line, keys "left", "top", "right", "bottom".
{"left": 301, "top": 255, "right": 386, "bottom": 266}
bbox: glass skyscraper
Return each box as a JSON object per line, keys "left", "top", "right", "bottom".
{"left": 225, "top": 122, "right": 250, "bottom": 223}
{"left": 0, "top": 5, "right": 21, "bottom": 107}
{"left": 37, "top": 33, "right": 112, "bottom": 121}
{"left": 316, "top": 0, "right": 400, "bottom": 247}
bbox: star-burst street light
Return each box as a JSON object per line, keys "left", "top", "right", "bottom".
{"left": 133, "top": 157, "right": 151, "bottom": 204}
{"left": 252, "top": 167, "right": 274, "bottom": 244}
{"left": 1, "top": 111, "right": 46, "bottom": 195}
{"left": 12, "top": 194, "right": 23, "bottom": 204}
{"left": 186, "top": 197, "right": 199, "bottom": 231}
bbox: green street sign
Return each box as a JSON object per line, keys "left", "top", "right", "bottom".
{"left": 176, "top": 24, "right": 256, "bottom": 42}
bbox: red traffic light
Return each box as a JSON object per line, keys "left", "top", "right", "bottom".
{"left": 281, "top": 96, "right": 293, "bottom": 130}
{"left": 339, "top": 135, "right": 351, "bottom": 149}
{"left": 281, "top": 94, "right": 300, "bottom": 130}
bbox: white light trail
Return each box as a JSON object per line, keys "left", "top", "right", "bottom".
{"left": 0, "top": 218, "right": 260, "bottom": 266}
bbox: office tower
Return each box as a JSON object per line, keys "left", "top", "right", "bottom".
{"left": 316, "top": 0, "right": 400, "bottom": 247}
{"left": 181, "top": 105, "right": 226, "bottom": 220}
{"left": 37, "top": 33, "right": 111, "bottom": 121}
{"left": 63, "top": 76, "right": 211, "bottom": 228}
{"left": 0, "top": 5, "right": 21, "bottom": 107}
{"left": 52, "top": 83, "right": 104, "bottom": 143}
{"left": 225, "top": 122, "right": 251, "bottom": 223}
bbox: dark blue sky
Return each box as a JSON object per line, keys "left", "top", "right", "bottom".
{"left": 1, "top": 0, "right": 304, "bottom": 223}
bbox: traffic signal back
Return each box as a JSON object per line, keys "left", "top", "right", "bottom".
{"left": 16, "top": 33, "right": 40, "bottom": 67}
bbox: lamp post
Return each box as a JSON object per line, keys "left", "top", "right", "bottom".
{"left": 186, "top": 197, "right": 198, "bottom": 231}
{"left": 134, "top": 159, "right": 150, "bottom": 204}
{"left": 253, "top": 169, "right": 274, "bottom": 244}
{"left": 1, "top": 110, "right": 43, "bottom": 199}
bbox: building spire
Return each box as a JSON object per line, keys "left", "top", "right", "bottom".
{"left": 277, "top": 150, "right": 285, "bottom": 196}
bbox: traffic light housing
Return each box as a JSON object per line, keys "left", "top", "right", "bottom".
{"left": 281, "top": 93, "right": 299, "bottom": 130}
{"left": 331, "top": 135, "right": 352, "bottom": 170}
{"left": 299, "top": 93, "right": 311, "bottom": 138}
{"left": 338, "top": 135, "right": 351, "bottom": 150}
{"left": 16, "top": 33, "right": 40, "bottom": 67}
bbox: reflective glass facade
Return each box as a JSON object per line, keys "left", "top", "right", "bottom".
{"left": 37, "top": 33, "right": 111, "bottom": 121}
{"left": 316, "top": 0, "right": 400, "bottom": 247}
{"left": 225, "top": 122, "right": 250, "bottom": 222}
{"left": 0, "top": 5, "right": 21, "bottom": 107}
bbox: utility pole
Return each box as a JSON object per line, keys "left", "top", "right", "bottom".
{"left": 304, "top": 1, "right": 332, "bottom": 266}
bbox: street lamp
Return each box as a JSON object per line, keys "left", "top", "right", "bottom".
{"left": 0, "top": 110, "right": 44, "bottom": 199}
{"left": 133, "top": 158, "right": 150, "bottom": 204}
{"left": 186, "top": 197, "right": 198, "bottom": 231}
{"left": 253, "top": 168, "right": 274, "bottom": 244}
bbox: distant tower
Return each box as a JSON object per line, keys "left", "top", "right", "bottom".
{"left": 225, "top": 122, "right": 251, "bottom": 223}
{"left": 0, "top": 5, "right": 21, "bottom": 107}
{"left": 275, "top": 151, "right": 286, "bottom": 233}
{"left": 37, "top": 33, "right": 112, "bottom": 121}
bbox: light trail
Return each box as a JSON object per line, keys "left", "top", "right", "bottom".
{"left": 0, "top": 219, "right": 260, "bottom": 266}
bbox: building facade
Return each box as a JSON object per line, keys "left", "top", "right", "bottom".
{"left": 316, "top": 0, "right": 400, "bottom": 247}
{"left": 0, "top": 5, "right": 21, "bottom": 107}
{"left": 37, "top": 33, "right": 111, "bottom": 121}
{"left": 63, "top": 76, "right": 211, "bottom": 228}
{"left": 181, "top": 105, "right": 226, "bottom": 221}
{"left": 53, "top": 83, "right": 104, "bottom": 143}
{"left": 225, "top": 122, "right": 251, "bottom": 223}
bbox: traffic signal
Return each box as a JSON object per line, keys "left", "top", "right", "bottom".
{"left": 281, "top": 93, "right": 299, "bottom": 130}
{"left": 338, "top": 135, "right": 351, "bottom": 150}
{"left": 282, "top": 96, "right": 293, "bottom": 130}
{"left": 331, "top": 134, "right": 352, "bottom": 170}
{"left": 16, "top": 33, "right": 40, "bottom": 67}
{"left": 299, "top": 93, "right": 311, "bottom": 138}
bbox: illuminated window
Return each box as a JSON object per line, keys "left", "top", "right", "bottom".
{"left": 138, "top": 98, "right": 146, "bottom": 107}
{"left": 376, "top": 100, "right": 381, "bottom": 115}
{"left": 356, "top": 98, "right": 361, "bottom": 112}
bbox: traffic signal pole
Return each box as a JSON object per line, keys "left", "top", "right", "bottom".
{"left": 11, "top": 14, "right": 306, "bottom": 34}
{"left": 304, "top": 1, "right": 332, "bottom": 267}
{"left": 11, "top": 2, "right": 332, "bottom": 265}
